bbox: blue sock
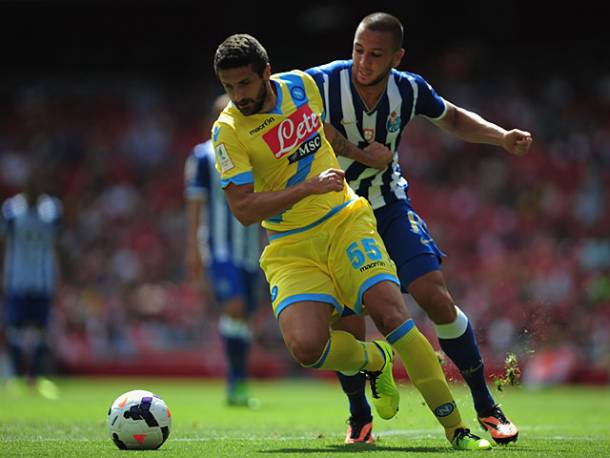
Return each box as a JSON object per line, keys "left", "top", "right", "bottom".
{"left": 336, "top": 372, "right": 371, "bottom": 421}
{"left": 436, "top": 308, "right": 495, "bottom": 415}
{"left": 224, "top": 335, "right": 249, "bottom": 389}
{"left": 6, "top": 328, "right": 24, "bottom": 376}
{"left": 8, "top": 343, "right": 23, "bottom": 377}
{"left": 218, "top": 315, "right": 252, "bottom": 391}
{"left": 32, "top": 341, "right": 48, "bottom": 379}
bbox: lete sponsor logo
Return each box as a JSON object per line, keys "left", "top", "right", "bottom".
{"left": 263, "top": 104, "right": 320, "bottom": 159}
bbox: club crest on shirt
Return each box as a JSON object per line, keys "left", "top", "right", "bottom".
{"left": 363, "top": 128, "right": 375, "bottom": 142}
{"left": 387, "top": 111, "right": 401, "bottom": 133}
{"left": 290, "top": 86, "right": 306, "bottom": 102}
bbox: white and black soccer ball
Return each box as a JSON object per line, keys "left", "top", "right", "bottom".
{"left": 107, "top": 389, "right": 172, "bottom": 450}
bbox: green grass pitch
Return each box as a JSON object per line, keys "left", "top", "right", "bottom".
{"left": 1, "top": 377, "right": 609, "bottom": 457}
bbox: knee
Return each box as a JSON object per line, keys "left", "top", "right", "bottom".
{"left": 223, "top": 297, "right": 246, "bottom": 319}
{"left": 332, "top": 315, "right": 366, "bottom": 340}
{"left": 287, "top": 334, "right": 328, "bottom": 367}
{"left": 411, "top": 280, "right": 456, "bottom": 324}
{"left": 375, "top": 306, "right": 408, "bottom": 335}
{"left": 363, "top": 282, "right": 409, "bottom": 335}
{"left": 425, "top": 289, "right": 456, "bottom": 324}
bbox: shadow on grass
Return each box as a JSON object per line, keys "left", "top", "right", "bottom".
{"left": 258, "top": 443, "right": 449, "bottom": 454}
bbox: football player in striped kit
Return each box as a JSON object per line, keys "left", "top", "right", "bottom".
{"left": 1, "top": 175, "right": 62, "bottom": 399}
{"left": 306, "top": 12, "right": 531, "bottom": 445}
{"left": 185, "top": 94, "right": 263, "bottom": 407}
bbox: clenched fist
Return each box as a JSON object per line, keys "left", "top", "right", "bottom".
{"left": 307, "top": 168, "right": 345, "bottom": 194}
{"left": 363, "top": 142, "right": 393, "bottom": 169}
{"left": 503, "top": 129, "right": 533, "bottom": 156}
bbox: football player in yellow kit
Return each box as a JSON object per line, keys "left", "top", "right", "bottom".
{"left": 211, "top": 33, "right": 490, "bottom": 450}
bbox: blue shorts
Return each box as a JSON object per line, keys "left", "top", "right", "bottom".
{"left": 208, "top": 260, "right": 259, "bottom": 316}
{"left": 3, "top": 293, "right": 52, "bottom": 328}
{"left": 374, "top": 199, "right": 445, "bottom": 292}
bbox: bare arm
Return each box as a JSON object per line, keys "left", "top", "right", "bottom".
{"left": 433, "top": 101, "right": 532, "bottom": 156}
{"left": 324, "top": 122, "right": 392, "bottom": 169}
{"left": 223, "top": 168, "right": 345, "bottom": 226}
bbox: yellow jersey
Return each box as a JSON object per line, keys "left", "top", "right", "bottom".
{"left": 212, "top": 69, "right": 356, "bottom": 232}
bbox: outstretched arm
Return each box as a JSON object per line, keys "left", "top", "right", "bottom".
{"left": 324, "top": 122, "right": 392, "bottom": 169}
{"left": 223, "top": 168, "right": 345, "bottom": 226}
{"left": 433, "top": 101, "right": 532, "bottom": 156}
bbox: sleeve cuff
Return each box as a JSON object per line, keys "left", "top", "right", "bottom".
{"left": 221, "top": 171, "right": 254, "bottom": 188}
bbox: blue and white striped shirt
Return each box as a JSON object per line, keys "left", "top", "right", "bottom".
{"left": 184, "top": 140, "right": 260, "bottom": 272}
{"left": 306, "top": 60, "right": 447, "bottom": 209}
{"left": 1, "top": 193, "right": 62, "bottom": 295}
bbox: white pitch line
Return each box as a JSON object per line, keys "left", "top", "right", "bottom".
{"left": 1, "top": 431, "right": 607, "bottom": 442}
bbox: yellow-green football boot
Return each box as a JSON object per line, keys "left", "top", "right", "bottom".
{"left": 364, "top": 340, "right": 399, "bottom": 420}
{"left": 451, "top": 428, "right": 492, "bottom": 450}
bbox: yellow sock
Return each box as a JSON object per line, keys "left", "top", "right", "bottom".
{"left": 388, "top": 319, "right": 466, "bottom": 440}
{"left": 304, "top": 330, "right": 385, "bottom": 373}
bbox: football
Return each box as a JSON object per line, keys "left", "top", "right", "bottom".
{"left": 107, "top": 389, "right": 172, "bottom": 450}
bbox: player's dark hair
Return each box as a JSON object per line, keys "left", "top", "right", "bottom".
{"left": 359, "top": 12, "right": 404, "bottom": 51}
{"left": 214, "top": 34, "right": 269, "bottom": 76}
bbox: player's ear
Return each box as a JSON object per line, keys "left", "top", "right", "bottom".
{"left": 393, "top": 48, "right": 405, "bottom": 68}
{"left": 264, "top": 63, "right": 271, "bottom": 80}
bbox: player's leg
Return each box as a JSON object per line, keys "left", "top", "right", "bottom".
{"left": 332, "top": 314, "right": 372, "bottom": 443}
{"left": 362, "top": 282, "right": 460, "bottom": 435}
{"left": 5, "top": 325, "right": 24, "bottom": 377}
{"left": 4, "top": 294, "right": 25, "bottom": 378}
{"left": 405, "top": 263, "right": 496, "bottom": 413}
{"left": 408, "top": 270, "right": 518, "bottom": 444}
{"left": 335, "top": 198, "right": 490, "bottom": 449}
{"left": 31, "top": 326, "right": 48, "bottom": 380}
{"left": 220, "top": 296, "right": 253, "bottom": 406}
{"left": 29, "top": 295, "right": 52, "bottom": 380}
{"left": 277, "top": 300, "right": 385, "bottom": 374}
{"left": 210, "top": 261, "right": 254, "bottom": 406}
{"left": 224, "top": 268, "right": 261, "bottom": 407}
{"left": 261, "top": 231, "right": 387, "bottom": 376}
{"left": 3, "top": 324, "right": 27, "bottom": 396}
{"left": 379, "top": 200, "right": 518, "bottom": 444}
{"left": 406, "top": 261, "right": 495, "bottom": 413}
{"left": 29, "top": 294, "right": 58, "bottom": 399}
{"left": 363, "top": 280, "right": 489, "bottom": 449}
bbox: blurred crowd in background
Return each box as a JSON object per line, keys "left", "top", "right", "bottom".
{"left": 0, "top": 1, "right": 608, "bottom": 387}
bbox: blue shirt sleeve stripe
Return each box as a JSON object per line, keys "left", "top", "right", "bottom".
{"left": 220, "top": 171, "right": 254, "bottom": 188}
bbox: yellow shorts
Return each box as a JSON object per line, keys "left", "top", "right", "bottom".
{"left": 260, "top": 197, "right": 399, "bottom": 320}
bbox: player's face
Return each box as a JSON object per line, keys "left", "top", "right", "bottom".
{"left": 352, "top": 26, "right": 404, "bottom": 87}
{"left": 217, "top": 65, "right": 269, "bottom": 116}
